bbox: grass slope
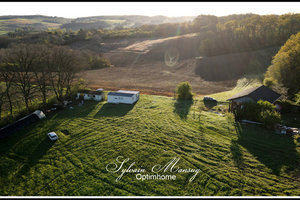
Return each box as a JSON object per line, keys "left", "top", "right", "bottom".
{"left": 210, "top": 74, "right": 264, "bottom": 101}
{"left": 0, "top": 94, "right": 300, "bottom": 196}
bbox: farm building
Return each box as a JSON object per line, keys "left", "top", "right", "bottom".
{"left": 107, "top": 90, "right": 140, "bottom": 104}
{"left": 0, "top": 110, "right": 46, "bottom": 139}
{"left": 76, "top": 89, "right": 104, "bottom": 101}
{"left": 227, "top": 85, "right": 282, "bottom": 112}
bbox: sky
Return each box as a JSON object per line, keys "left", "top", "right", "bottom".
{"left": 0, "top": 2, "right": 300, "bottom": 18}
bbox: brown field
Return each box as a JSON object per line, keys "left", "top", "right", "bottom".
{"left": 82, "top": 57, "right": 237, "bottom": 96}
{"left": 80, "top": 34, "right": 272, "bottom": 96}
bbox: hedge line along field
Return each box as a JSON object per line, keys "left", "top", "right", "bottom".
{"left": 0, "top": 94, "right": 300, "bottom": 196}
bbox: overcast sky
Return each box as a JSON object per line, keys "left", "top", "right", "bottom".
{"left": 0, "top": 2, "right": 300, "bottom": 18}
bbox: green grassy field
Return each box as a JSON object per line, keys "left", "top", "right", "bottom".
{"left": 0, "top": 94, "right": 300, "bottom": 196}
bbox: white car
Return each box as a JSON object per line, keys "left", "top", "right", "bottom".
{"left": 47, "top": 132, "right": 58, "bottom": 141}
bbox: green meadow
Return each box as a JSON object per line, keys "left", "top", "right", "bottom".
{"left": 0, "top": 94, "right": 300, "bottom": 196}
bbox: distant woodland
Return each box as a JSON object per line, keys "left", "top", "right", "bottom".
{"left": 1, "top": 14, "right": 300, "bottom": 55}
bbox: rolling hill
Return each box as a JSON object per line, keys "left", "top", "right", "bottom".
{"left": 0, "top": 15, "right": 196, "bottom": 35}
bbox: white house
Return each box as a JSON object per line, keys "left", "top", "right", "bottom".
{"left": 76, "top": 89, "right": 104, "bottom": 101}
{"left": 107, "top": 90, "right": 140, "bottom": 104}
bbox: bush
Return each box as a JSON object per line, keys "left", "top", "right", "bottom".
{"left": 235, "top": 100, "right": 281, "bottom": 128}
{"left": 235, "top": 102, "right": 260, "bottom": 121}
{"left": 89, "top": 56, "right": 112, "bottom": 70}
{"left": 176, "top": 82, "right": 193, "bottom": 100}
{"left": 259, "top": 110, "right": 281, "bottom": 128}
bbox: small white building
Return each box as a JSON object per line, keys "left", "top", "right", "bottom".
{"left": 107, "top": 90, "right": 140, "bottom": 104}
{"left": 76, "top": 89, "right": 104, "bottom": 101}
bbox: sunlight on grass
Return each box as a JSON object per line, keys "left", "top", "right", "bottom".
{"left": 210, "top": 74, "right": 263, "bottom": 101}
{"left": 0, "top": 93, "right": 300, "bottom": 196}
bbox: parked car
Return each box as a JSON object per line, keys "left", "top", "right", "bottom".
{"left": 47, "top": 132, "right": 58, "bottom": 141}
{"left": 203, "top": 96, "right": 217, "bottom": 102}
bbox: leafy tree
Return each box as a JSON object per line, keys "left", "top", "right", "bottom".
{"left": 264, "top": 31, "right": 300, "bottom": 97}
{"left": 176, "top": 82, "right": 193, "bottom": 100}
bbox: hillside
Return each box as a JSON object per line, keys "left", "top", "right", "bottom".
{"left": 62, "top": 15, "right": 195, "bottom": 31}
{"left": 195, "top": 47, "right": 280, "bottom": 81}
{"left": 0, "top": 15, "right": 195, "bottom": 35}
{"left": 0, "top": 15, "right": 71, "bottom": 35}
{"left": 81, "top": 35, "right": 278, "bottom": 96}
{"left": 1, "top": 94, "right": 300, "bottom": 195}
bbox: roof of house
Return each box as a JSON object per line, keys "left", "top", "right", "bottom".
{"left": 227, "top": 85, "right": 281, "bottom": 103}
{"left": 117, "top": 90, "right": 140, "bottom": 94}
{"left": 108, "top": 92, "right": 135, "bottom": 97}
{"left": 108, "top": 90, "right": 140, "bottom": 97}
{"left": 78, "top": 89, "right": 103, "bottom": 95}
{"left": 0, "top": 112, "right": 40, "bottom": 139}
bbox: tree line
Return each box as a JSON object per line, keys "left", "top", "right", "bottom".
{"left": 2, "top": 13, "right": 300, "bottom": 57}
{"left": 0, "top": 44, "right": 86, "bottom": 121}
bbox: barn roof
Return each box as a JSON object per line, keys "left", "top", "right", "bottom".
{"left": 227, "top": 85, "right": 281, "bottom": 103}
{"left": 78, "top": 89, "right": 103, "bottom": 95}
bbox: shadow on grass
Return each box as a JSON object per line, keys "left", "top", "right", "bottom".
{"left": 54, "top": 101, "right": 100, "bottom": 119}
{"left": 94, "top": 103, "right": 135, "bottom": 117}
{"left": 173, "top": 100, "right": 193, "bottom": 119}
{"left": 234, "top": 122, "right": 300, "bottom": 175}
{"left": 16, "top": 137, "right": 55, "bottom": 177}
{"left": 230, "top": 139, "right": 245, "bottom": 169}
{"left": 203, "top": 100, "right": 217, "bottom": 110}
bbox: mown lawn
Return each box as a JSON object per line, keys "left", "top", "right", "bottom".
{"left": 0, "top": 94, "right": 300, "bottom": 196}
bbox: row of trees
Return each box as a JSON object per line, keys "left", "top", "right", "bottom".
{"left": 193, "top": 13, "right": 300, "bottom": 56}
{"left": 0, "top": 44, "right": 86, "bottom": 120}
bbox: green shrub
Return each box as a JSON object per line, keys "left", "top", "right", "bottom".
{"left": 259, "top": 110, "right": 281, "bottom": 128}
{"left": 89, "top": 56, "right": 112, "bottom": 70}
{"left": 176, "top": 82, "right": 193, "bottom": 100}
{"left": 257, "top": 100, "right": 275, "bottom": 111}
{"left": 235, "top": 100, "right": 281, "bottom": 128}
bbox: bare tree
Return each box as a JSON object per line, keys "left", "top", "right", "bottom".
{"left": 0, "top": 83, "right": 5, "bottom": 120}
{"left": 0, "top": 64, "right": 16, "bottom": 118}
{"left": 32, "top": 45, "right": 52, "bottom": 109}
{"left": 50, "top": 46, "right": 85, "bottom": 103}
{"left": 3, "top": 44, "right": 39, "bottom": 111}
{"left": 0, "top": 50, "right": 16, "bottom": 118}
